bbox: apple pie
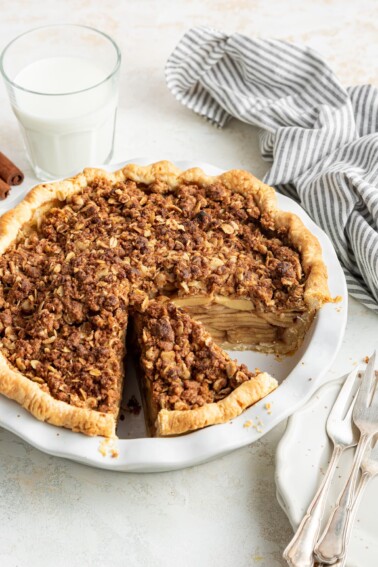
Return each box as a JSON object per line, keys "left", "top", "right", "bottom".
{"left": 0, "top": 161, "right": 333, "bottom": 437}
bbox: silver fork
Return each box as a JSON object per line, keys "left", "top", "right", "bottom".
{"left": 315, "top": 350, "right": 378, "bottom": 564}
{"left": 333, "top": 440, "right": 378, "bottom": 567}
{"left": 283, "top": 368, "right": 360, "bottom": 567}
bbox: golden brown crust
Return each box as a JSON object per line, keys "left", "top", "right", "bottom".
{"left": 0, "top": 175, "right": 87, "bottom": 254}
{"left": 156, "top": 372, "right": 277, "bottom": 436}
{"left": 0, "top": 355, "right": 115, "bottom": 436}
{"left": 0, "top": 160, "right": 332, "bottom": 437}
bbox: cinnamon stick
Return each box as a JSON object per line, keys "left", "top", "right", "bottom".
{"left": 0, "top": 152, "right": 24, "bottom": 185}
{"left": 0, "top": 178, "right": 10, "bottom": 200}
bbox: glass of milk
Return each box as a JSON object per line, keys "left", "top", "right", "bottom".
{"left": 0, "top": 25, "right": 121, "bottom": 180}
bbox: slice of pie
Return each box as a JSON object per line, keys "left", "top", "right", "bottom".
{"left": 0, "top": 161, "right": 334, "bottom": 437}
{"left": 132, "top": 295, "right": 278, "bottom": 436}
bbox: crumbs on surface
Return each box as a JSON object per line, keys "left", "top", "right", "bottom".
{"left": 243, "top": 417, "right": 263, "bottom": 433}
{"left": 98, "top": 438, "right": 110, "bottom": 457}
{"left": 264, "top": 402, "right": 272, "bottom": 415}
{"left": 98, "top": 436, "right": 119, "bottom": 458}
{"left": 364, "top": 356, "right": 370, "bottom": 364}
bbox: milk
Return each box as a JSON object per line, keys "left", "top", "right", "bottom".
{"left": 12, "top": 57, "right": 118, "bottom": 179}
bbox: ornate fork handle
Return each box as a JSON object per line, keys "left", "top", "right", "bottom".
{"left": 283, "top": 444, "right": 343, "bottom": 567}
{"left": 332, "top": 470, "right": 372, "bottom": 567}
{"left": 314, "top": 433, "right": 371, "bottom": 564}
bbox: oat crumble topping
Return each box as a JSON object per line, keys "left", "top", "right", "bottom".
{"left": 0, "top": 175, "right": 306, "bottom": 413}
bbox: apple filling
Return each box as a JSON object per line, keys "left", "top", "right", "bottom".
{"left": 172, "top": 295, "right": 314, "bottom": 354}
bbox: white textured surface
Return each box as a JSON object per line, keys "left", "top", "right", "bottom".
{"left": 276, "top": 379, "right": 378, "bottom": 566}
{"left": 0, "top": 1, "right": 377, "bottom": 566}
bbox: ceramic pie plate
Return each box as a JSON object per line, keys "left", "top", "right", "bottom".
{"left": 0, "top": 158, "right": 347, "bottom": 472}
{"left": 275, "top": 378, "right": 378, "bottom": 567}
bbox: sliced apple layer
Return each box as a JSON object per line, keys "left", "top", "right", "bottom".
{"left": 172, "top": 295, "right": 314, "bottom": 354}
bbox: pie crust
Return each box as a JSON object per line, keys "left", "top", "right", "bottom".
{"left": 0, "top": 161, "right": 333, "bottom": 437}
{"left": 157, "top": 375, "right": 277, "bottom": 436}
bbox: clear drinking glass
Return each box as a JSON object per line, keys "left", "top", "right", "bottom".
{"left": 0, "top": 25, "right": 121, "bottom": 180}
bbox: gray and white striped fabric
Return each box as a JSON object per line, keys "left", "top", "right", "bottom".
{"left": 165, "top": 26, "right": 378, "bottom": 312}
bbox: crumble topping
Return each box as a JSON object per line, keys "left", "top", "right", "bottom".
{"left": 133, "top": 297, "right": 257, "bottom": 411}
{"left": 102, "top": 178, "right": 305, "bottom": 308}
{"left": 0, "top": 174, "right": 306, "bottom": 412}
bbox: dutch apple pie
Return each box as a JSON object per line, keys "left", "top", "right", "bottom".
{"left": 0, "top": 161, "right": 333, "bottom": 437}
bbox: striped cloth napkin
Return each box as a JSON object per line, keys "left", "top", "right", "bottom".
{"left": 165, "top": 26, "right": 378, "bottom": 313}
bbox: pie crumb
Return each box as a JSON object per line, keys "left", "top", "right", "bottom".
{"left": 98, "top": 438, "right": 109, "bottom": 457}
{"left": 98, "top": 437, "right": 119, "bottom": 458}
{"left": 364, "top": 356, "right": 370, "bottom": 364}
{"left": 244, "top": 418, "right": 264, "bottom": 433}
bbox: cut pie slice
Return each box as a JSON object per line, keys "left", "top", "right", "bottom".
{"left": 132, "top": 296, "right": 278, "bottom": 436}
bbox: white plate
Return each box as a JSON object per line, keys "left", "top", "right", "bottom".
{"left": 275, "top": 377, "right": 378, "bottom": 567}
{"left": 0, "top": 159, "right": 347, "bottom": 472}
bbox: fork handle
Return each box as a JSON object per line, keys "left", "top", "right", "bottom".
{"left": 330, "top": 471, "right": 372, "bottom": 567}
{"left": 314, "top": 433, "right": 371, "bottom": 563}
{"left": 283, "top": 444, "right": 343, "bottom": 567}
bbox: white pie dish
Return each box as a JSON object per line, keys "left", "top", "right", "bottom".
{"left": 275, "top": 377, "right": 378, "bottom": 567}
{"left": 0, "top": 158, "right": 347, "bottom": 472}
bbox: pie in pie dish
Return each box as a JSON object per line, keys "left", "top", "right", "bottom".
{"left": 0, "top": 161, "right": 333, "bottom": 437}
